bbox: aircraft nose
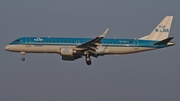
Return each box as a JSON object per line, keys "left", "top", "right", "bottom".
{"left": 4, "top": 45, "right": 9, "bottom": 51}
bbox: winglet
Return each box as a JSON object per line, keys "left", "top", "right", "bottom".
{"left": 99, "top": 28, "right": 109, "bottom": 38}
{"left": 154, "top": 37, "right": 174, "bottom": 45}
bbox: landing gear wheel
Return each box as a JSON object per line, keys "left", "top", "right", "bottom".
{"left": 21, "top": 57, "right": 25, "bottom": 61}
{"left": 85, "top": 57, "right": 92, "bottom": 65}
{"left": 86, "top": 60, "right": 92, "bottom": 65}
{"left": 85, "top": 52, "right": 92, "bottom": 65}
{"left": 20, "top": 52, "right": 26, "bottom": 61}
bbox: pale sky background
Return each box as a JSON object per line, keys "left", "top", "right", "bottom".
{"left": 0, "top": 0, "right": 180, "bottom": 101}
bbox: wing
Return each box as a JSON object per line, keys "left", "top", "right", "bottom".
{"left": 75, "top": 28, "right": 109, "bottom": 57}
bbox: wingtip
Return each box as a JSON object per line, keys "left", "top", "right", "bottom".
{"left": 104, "top": 28, "right": 109, "bottom": 34}
{"left": 98, "top": 28, "right": 109, "bottom": 38}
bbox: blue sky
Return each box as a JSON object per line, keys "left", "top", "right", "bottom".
{"left": 0, "top": 0, "right": 180, "bottom": 101}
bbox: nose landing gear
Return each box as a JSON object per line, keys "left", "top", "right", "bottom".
{"left": 21, "top": 52, "right": 26, "bottom": 61}
{"left": 21, "top": 57, "right": 25, "bottom": 61}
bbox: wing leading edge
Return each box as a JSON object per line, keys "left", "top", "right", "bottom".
{"left": 75, "top": 28, "right": 109, "bottom": 56}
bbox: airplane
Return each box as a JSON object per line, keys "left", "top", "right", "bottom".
{"left": 4, "top": 16, "right": 175, "bottom": 65}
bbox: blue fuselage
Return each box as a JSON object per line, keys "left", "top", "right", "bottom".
{"left": 9, "top": 37, "right": 167, "bottom": 48}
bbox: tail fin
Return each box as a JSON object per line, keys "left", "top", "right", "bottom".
{"left": 140, "top": 16, "right": 173, "bottom": 40}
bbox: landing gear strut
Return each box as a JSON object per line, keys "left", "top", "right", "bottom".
{"left": 86, "top": 57, "right": 91, "bottom": 65}
{"left": 21, "top": 52, "right": 26, "bottom": 61}
{"left": 85, "top": 52, "right": 92, "bottom": 65}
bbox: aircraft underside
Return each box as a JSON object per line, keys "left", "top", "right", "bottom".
{"left": 6, "top": 45, "right": 155, "bottom": 65}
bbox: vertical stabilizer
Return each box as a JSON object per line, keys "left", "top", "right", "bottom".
{"left": 140, "top": 16, "right": 173, "bottom": 40}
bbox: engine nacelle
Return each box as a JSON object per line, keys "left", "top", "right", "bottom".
{"left": 60, "top": 47, "right": 74, "bottom": 56}
{"left": 59, "top": 47, "right": 82, "bottom": 61}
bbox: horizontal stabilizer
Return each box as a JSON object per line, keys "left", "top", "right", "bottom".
{"left": 154, "top": 37, "right": 174, "bottom": 45}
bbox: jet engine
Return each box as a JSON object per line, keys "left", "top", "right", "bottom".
{"left": 60, "top": 47, "right": 75, "bottom": 56}
{"left": 59, "top": 47, "right": 81, "bottom": 61}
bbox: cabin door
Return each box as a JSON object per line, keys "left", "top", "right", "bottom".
{"left": 134, "top": 38, "right": 138, "bottom": 49}
{"left": 26, "top": 38, "right": 31, "bottom": 47}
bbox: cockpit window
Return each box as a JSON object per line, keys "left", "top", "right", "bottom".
{"left": 14, "top": 39, "right": 20, "bottom": 42}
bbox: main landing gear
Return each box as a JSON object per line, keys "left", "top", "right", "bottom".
{"left": 21, "top": 52, "right": 26, "bottom": 61}
{"left": 85, "top": 52, "right": 92, "bottom": 65}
